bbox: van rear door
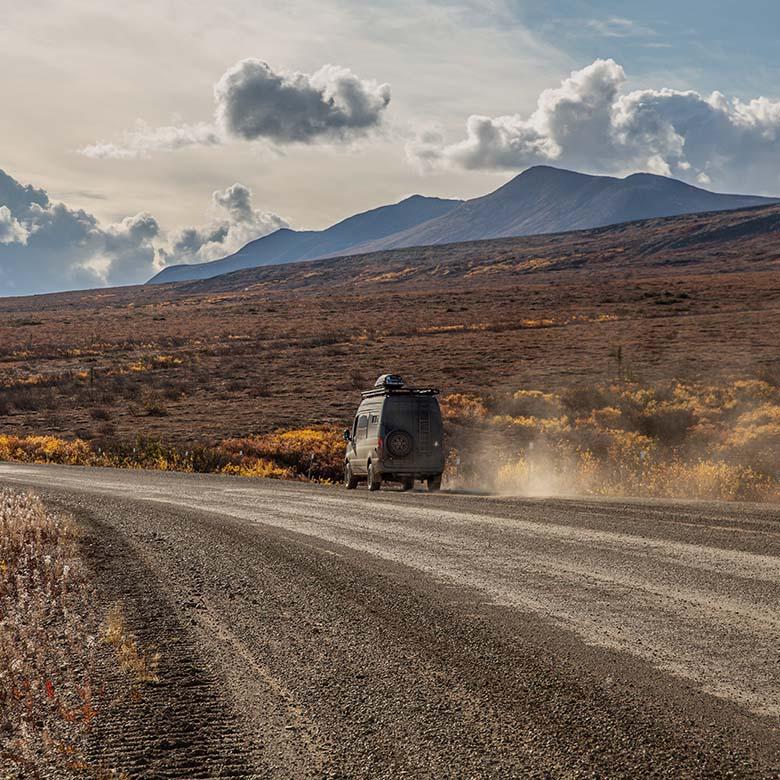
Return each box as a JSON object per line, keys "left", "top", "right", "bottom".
{"left": 381, "top": 396, "right": 443, "bottom": 464}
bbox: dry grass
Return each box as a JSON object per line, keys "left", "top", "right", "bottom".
{"left": 0, "top": 491, "right": 153, "bottom": 777}
{"left": 1, "top": 215, "right": 779, "bottom": 501}
{"left": 100, "top": 606, "right": 159, "bottom": 686}
{"left": 443, "top": 378, "right": 780, "bottom": 502}
{"left": 0, "top": 490, "right": 99, "bottom": 775}
{"left": 0, "top": 261, "right": 779, "bottom": 450}
{"left": 0, "top": 427, "right": 345, "bottom": 482}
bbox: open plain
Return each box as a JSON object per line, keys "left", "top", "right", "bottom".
{"left": 1, "top": 204, "right": 779, "bottom": 447}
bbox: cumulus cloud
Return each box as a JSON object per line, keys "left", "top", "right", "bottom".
{"left": 79, "top": 59, "right": 391, "bottom": 158}
{"left": 0, "top": 169, "right": 162, "bottom": 295}
{"left": 215, "top": 59, "right": 391, "bottom": 143}
{"left": 409, "top": 59, "right": 780, "bottom": 194}
{"left": 0, "top": 206, "right": 28, "bottom": 245}
{"left": 164, "top": 182, "right": 288, "bottom": 264}
{"left": 79, "top": 121, "right": 221, "bottom": 160}
{"left": 0, "top": 168, "right": 292, "bottom": 293}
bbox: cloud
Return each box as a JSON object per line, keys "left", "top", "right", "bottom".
{"left": 79, "top": 59, "right": 391, "bottom": 158}
{"left": 0, "top": 169, "right": 162, "bottom": 295}
{"left": 79, "top": 121, "right": 221, "bottom": 160}
{"left": 0, "top": 169, "right": 291, "bottom": 293}
{"left": 101, "top": 212, "right": 162, "bottom": 285}
{"left": 215, "top": 59, "right": 391, "bottom": 143}
{"left": 0, "top": 206, "right": 29, "bottom": 245}
{"left": 164, "top": 182, "right": 288, "bottom": 264}
{"left": 585, "top": 17, "right": 656, "bottom": 38}
{"left": 408, "top": 59, "right": 780, "bottom": 194}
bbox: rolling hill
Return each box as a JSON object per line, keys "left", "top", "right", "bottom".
{"left": 3, "top": 198, "right": 780, "bottom": 448}
{"left": 151, "top": 194, "right": 461, "bottom": 284}
{"left": 177, "top": 201, "right": 780, "bottom": 295}
{"left": 150, "top": 166, "right": 777, "bottom": 285}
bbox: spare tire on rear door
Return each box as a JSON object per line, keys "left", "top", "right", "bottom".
{"left": 385, "top": 429, "right": 413, "bottom": 458}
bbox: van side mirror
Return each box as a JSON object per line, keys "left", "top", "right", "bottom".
{"left": 343, "top": 428, "right": 352, "bottom": 442}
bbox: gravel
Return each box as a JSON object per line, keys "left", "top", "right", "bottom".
{"left": 1, "top": 463, "right": 778, "bottom": 778}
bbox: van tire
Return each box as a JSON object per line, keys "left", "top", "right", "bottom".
{"left": 386, "top": 429, "right": 414, "bottom": 458}
{"left": 427, "top": 475, "right": 442, "bottom": 492}
{"left": 402, "top": 478, "right": 414, "bottom": 491}
{"left": 344, "top": 463, "right": 358, "bottom": 490}
{"left": 367, "top": 462, "right": 381, "bottom": 492}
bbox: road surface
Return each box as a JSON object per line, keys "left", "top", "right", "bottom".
{"left": 1, "top": 463, "right": 778, "bottom": 778}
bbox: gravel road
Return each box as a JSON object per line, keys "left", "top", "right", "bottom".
{"left": 1, "top": 463, "right": 778, "bottom": 778}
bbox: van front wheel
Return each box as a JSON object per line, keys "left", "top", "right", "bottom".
{"left": 345, "top": 463, "right": 358, "bottom": 490}
{"left": 427, "top": 475, "right": 442, "bottom": 493}
{"left": 367, "top": 463, "right": 381, "bottom": 492}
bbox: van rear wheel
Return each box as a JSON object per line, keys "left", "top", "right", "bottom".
{"left": 427, "top": 475, "right": 442, "bottom": 493}
{"left": 402, "top": 478, "right": 414, "bottom": 492}
{"left": 367, "top": 462, "right": 381, "bottom": 492}
{"left": 344, "top": 463, "right": 358, "bottom": 490}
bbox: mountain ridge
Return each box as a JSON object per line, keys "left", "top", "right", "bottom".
{"left": 151, "top": 193, "right": 462, "bottom": 284}
{"left": 150, "top": 166, "right": 778, "bottom": 284}
{"left": 173, "top": 200, "right": 780, "bottom": 297}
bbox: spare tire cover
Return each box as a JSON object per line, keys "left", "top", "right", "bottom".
{"left": 386, "top": 429, "right": 413, "bottom": 458}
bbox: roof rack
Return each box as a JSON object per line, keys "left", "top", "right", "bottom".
{"left": 361, "top": 386, "right": 440, "bottom": 398}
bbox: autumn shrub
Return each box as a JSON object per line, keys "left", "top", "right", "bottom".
{"left": 220, "top": 428, "right": 343, "bottom": 481}
{"left": 500, "top": 389, "right": 562, "bottom": 419}
{"left": 440, "top": 393, "right": 487, "bottom": 422}
{"left": 0, "top": 491, "right": 100, "bottom": 775}
{"left": 0, "top": 428, "right": 344, "bottom": 482}
{"left": 445, "top": 378, "right": 780, "bottom": 502}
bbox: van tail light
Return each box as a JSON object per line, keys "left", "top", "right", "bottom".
{"left": 377, "top": 437, "right": 383, "bottom": 451}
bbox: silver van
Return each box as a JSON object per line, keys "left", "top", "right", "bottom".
{"left": 343, "top": 375, "right": 445, "bottom": 492}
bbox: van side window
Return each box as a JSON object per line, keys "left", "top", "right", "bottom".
{"left": 357, "top": 414, "right": 369, "bottom": 439}
{"left": 369, "top": 414, "right": 379, "bottom": 425}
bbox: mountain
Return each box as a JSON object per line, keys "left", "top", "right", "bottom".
{"left": 150, "top": 167, "right": 777, "bottom": 285}
{"left": 177, "top": 201, "right": 780, "bottom": 296}
{"left": 351, "top": 167, "right": 778, "bottom": 253}
{"left": 150, "top": 194, "right": 462, "bottom": 284}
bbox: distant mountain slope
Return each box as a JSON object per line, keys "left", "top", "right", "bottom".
{"left": 352, "top": 167, "right": 778, "bottom": 253}
{"left": 150, "top": 166, "right": 777, "bottom": 285}
{"left": 150, "top": 194, "right": 462, "bottom": 284}
{"left": 177, "top": 201, "right": 780, "bottom": 295}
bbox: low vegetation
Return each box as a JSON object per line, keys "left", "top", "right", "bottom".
{"left": 443, "top": 378, "right": 780, "bottom": 502}
{"left": 0, "top": 427, "right": 344, "bottom": 482}
{"left": 0, "top": 491, "right": 98, "bottom": 775}
{"left": 0, "top": 490, "right": 156, "bottom": 777}
{"left": 0, "top": 378, "right": 778, "bottom": 502}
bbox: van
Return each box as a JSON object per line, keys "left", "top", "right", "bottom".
{"left": 343, "top": 375, "right": 445, "bottom": 492}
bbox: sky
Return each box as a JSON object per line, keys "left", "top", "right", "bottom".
{"left": 1, "top": 0, "right": 780, "bottom": 295}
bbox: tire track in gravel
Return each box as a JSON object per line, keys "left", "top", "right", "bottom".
{"left": 22, "top": 485, "right": 778, "bottom": 778}
{"left": 67, "top": 501, "right": 268, "bottom": 778}
{"left": 2, "top": 465, "right": 779, "bottom": 778}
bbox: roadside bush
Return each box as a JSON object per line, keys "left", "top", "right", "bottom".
{"left": 561, "top": 386, "right": 609, "bottom": 420}
{"left": 220, "top": 428, "right": 343, "bottom": 481}
{"left": 0, "top": 491, "right": 99, "bottom": 774}
{"left": 443, "top": 378, "right": 780, "bottom": 502}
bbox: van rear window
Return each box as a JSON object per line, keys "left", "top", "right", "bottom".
{"left": 382, "top": 396, "right": 441, "bottom": 430}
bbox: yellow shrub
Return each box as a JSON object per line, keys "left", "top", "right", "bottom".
{"left": 440, "top": 393, "right": 487, "bottom": 421}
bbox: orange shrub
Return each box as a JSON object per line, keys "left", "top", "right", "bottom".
{"left": 220, "top": 427, "right": 344, "bottom": 481}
